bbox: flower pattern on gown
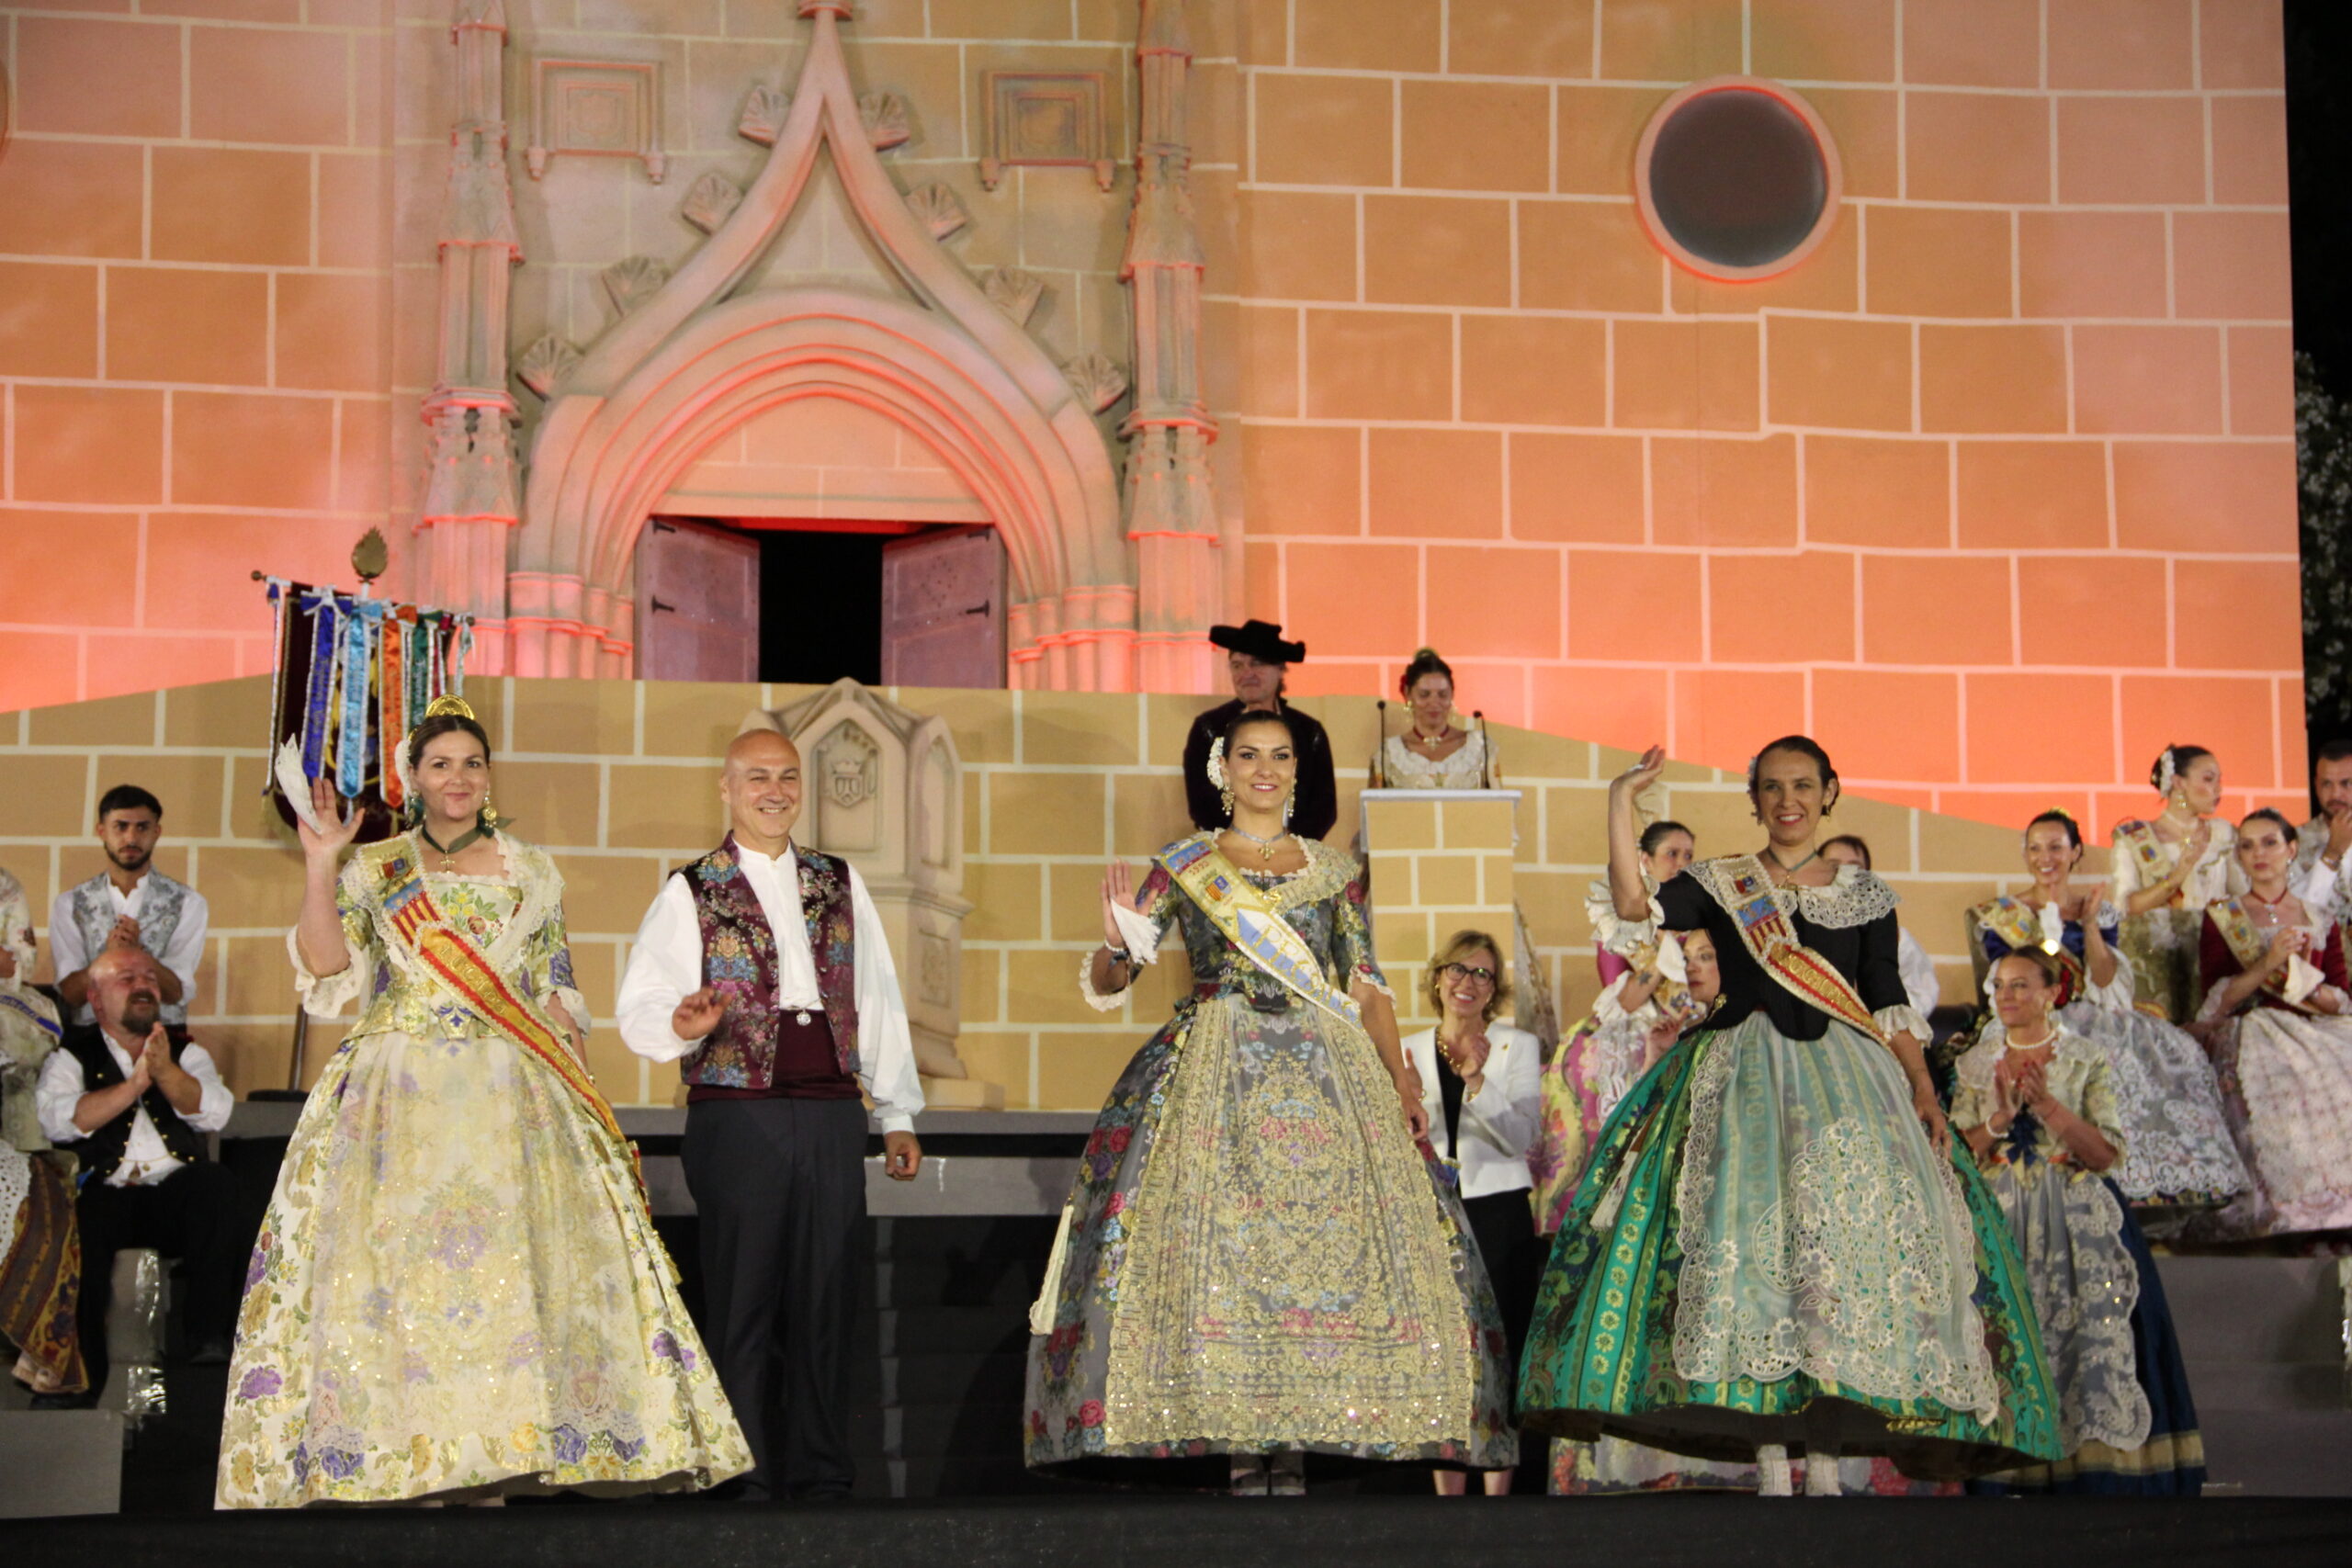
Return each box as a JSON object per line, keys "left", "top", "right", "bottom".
{"left": 1951, "top": 1034, "right": 2148, "bottom": 1456}
{"left": 1518, "top": 860, "right": 2063, "bottom": 1478}
{"left": 2178, "top": 906, "right": 2352, "bottom": 1241}
{"left": 1968, "top": 899, "right": 2245, "bottom": 1214}
{"left": 216, "top": 838, "right": 748, "bottom": 1507}
{"left": 1023, "top": 836, "right": 1515, "bottom": 1472}
{"left": 1951, "top": 1029, "right": 2206, "bottom": 1494}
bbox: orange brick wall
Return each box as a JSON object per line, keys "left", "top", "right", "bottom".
{"left": 0, "top": 0, "right": 2310, "bottom": 837}
{"left": 1214, "top": 0, "right": 2305, "bottom": 833}
{"left": 0, "top": 0, "right": 398, "bottom": 709}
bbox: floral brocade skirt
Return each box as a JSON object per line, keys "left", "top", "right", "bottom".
{"left": 1023, "top": 993, "right": 1517, "bottom": 1475}
{"left": 1519, "top": 1013, "right": 2064, "bottom": 1480}
{"left": 216, "top": 1028, "right": 749, "bottom": 1506}
{"left": 2177, "top": 1008, "right": 2352, "bottom": 1242}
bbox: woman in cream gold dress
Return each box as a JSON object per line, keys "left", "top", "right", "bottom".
{"left": 1026, "top": 709, "right": 1514, "bottom": 1494}
{"left": 218, "top": 700, "right": 747, "bottom": 1506}
{"left": 2110, "top": 746, "right": 2244, "bottom": 1024}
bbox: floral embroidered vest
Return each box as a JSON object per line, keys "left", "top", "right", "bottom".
{"left": 68, "top": 872, "right": 192, "bottom": 1025}
{"left": 679, "top": 836, "right": 859, "bottom": 1089}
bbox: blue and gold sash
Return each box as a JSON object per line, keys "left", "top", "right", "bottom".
{"left": 1158, "top": 836, "right": 1362, "bottom": 1028}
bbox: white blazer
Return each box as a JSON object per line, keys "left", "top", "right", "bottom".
{"left": 1404, "top": 1021, "right": 1542, "bottom": 1200}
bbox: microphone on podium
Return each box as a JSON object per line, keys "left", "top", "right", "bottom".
{"left": 1474, "top": 710, "right": 1492, "bottom": 788}
{"left": 1374, "top": 699, "right": 1389, "bottom": 787}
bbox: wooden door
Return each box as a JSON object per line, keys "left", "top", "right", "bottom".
{"left": 635, "top": 517, "right": 759, "bottom": 682}
{"left": 880, "top": 525, "right": 1005, "bottom": 688}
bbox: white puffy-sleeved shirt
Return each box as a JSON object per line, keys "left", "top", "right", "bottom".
{"left": 615, "top": 842, "right": 923, "bottom": 1134}
{"left": 1896, "top": 927, "right": 1940, "bottom": 1020}
{"left": 36, "top": 1028, "right": 233, "bottom": 1187}
{"left": 48, "top": 874, "right": 210, "bottom": 1026}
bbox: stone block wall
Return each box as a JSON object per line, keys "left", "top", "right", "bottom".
{"left": 1216, "top": 0, "right": 2303, "bottom": 832}
{"left": 3, "top": 674, "right": 2146, "bottom": 1112}
{"left": 0, "top": 0, "right": 400, "bottom": 710}
{"left": 0, "top": 0, "right": 2309, "bottom": 835}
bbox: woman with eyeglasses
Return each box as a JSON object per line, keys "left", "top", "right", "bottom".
{"left": 1402, "top": 931, "right": 1544, "bottom": 1495}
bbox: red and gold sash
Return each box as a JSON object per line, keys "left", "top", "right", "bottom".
{"left": 374, "top": 842, "right": 624, "bottom": 1143}
{"left": 2208, "top": 897, "right": 2321, "bottom": 1015}
{"left": 1697, "top": 856, "right": 1889, "bottom": 1046}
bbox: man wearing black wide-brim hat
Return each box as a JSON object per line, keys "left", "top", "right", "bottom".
{"left": 1179, "top": 621, "right": 1339, "bottom": 840}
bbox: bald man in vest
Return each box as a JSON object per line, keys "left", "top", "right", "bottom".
{"left": 617, "top": 729, "right": 923, "bottom": 1503}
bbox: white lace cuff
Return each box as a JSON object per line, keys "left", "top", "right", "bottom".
{"left": 1874, "top": 1003, "right": 1932, "bottom": 1044}
{"left": 287, "top": 927, "right": 368, "bottom": 1018}
{"left": 550, "top": 986, "right": 592, "bottom": 1036}
{"left": 1078, "top": 951, "right": 1130, "bottom": 1013}
{"left": 1585, "top": 877, "right": 1663, "bottom": 956}
{"left": 1354, "top": 967, "right": 1396, "bottom": 1001}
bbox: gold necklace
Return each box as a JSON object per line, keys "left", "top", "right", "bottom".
{"left": 1437, "top": 1025, "right": 1487, "bottom": 1076}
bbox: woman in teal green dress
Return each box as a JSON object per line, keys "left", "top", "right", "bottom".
{"left": 1518, "top": 738, "right": 2062, "bottom": 1495}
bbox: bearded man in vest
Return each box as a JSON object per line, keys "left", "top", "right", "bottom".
{"left": 33, "top": 946, "right": 240, "bottom": 1404}
{"left": 51, "top": 784, "right": 209, "bottom": 1030}
{"left": 617, "top": 728, "right": 924, "bottom": 1503}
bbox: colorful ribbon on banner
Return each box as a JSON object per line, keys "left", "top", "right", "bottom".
{"left": 261, "top": 578, "right": 474, "bottom": 824}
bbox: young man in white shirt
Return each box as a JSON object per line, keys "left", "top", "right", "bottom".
{"left": 49, "top": 784, "right": 210, "bottom": 1029}
{"left": 34, "top": 946, "right": 240, "bottom": 1406}
{"left": 616, "top": 728, "right": 922, "bottom": 1502}
{"left": 2295, "top": 739, "right": 2352, "bottom": 923}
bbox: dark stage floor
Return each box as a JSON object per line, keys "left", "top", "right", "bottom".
{"left": 16, "top": 1495, "right": 2352, "bottom": 1568}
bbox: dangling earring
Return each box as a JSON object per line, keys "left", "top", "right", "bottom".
{"left": 1219, "top": 784, "right": 1235, "bottom": 818}
{"left": 1282, "top": 792, "right": 1295, "bottom": 828}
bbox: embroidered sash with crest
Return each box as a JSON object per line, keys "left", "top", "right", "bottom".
{"left": 1696, "top": 856, "right": 1888, "bottom": 1046}
{"left": 1973, "top": 895, "right": 2089, "bottom": 999}
{"left": 1158, "top": 837, "right": 1362, "bottom": 1028}
{"left": 2114, "top": 819, "right": 2187, "bottom": 908}
{"left": 373, "top": 843, "right": 624, "bottom": 1143}
{"left": 2208, "top": 897, "right": 2322, "bottom": 1015}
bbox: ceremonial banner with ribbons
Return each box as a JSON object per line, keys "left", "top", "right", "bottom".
{"left": 262, "top": 578, "right": 472, "bottom": 844}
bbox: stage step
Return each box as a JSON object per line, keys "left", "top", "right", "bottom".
{"left": 2154, "top": 1254, "right": 2352, "bottom": 1496}
{"left": 0, "top": 1410, "right": 125, "bottom": 1517}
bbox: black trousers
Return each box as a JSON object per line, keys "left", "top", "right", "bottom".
{"left": 1462, "top": 1188, "right": 1546, "bottom": 1486}
{"left": 74, "top": 1161, "right": 243, "bottom": 1396}
{"left": 682, "top": 1097, "right": 868, "bottom": 1500}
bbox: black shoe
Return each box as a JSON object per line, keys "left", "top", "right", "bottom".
{"left": 28, "top": 1392, "right": 96, "bottom": 1410}
{"left": 187, "top": 1338, "right": 233, "bottom": 1366}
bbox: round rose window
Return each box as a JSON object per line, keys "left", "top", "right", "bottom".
{"left": 1634, "top": 77, "right": 1842, "bottom": 281}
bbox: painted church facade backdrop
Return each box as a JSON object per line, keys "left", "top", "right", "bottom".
{"left": 0, "top": 0, "right": 2301, "bottom": 832}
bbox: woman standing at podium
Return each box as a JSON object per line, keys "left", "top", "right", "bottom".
{"left": 1026, "top": 708, "right": 1515, "bottom": 1494}
{"left": 1518, "top": 738, "right": 2060, "bottom": 1494}
{"left": 217, "top": 699, "right": 747, "bottom": 1506}
{"left": 1373, "top": 649, "right": 1498, "bottom": 791}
